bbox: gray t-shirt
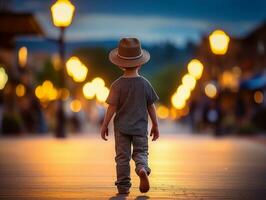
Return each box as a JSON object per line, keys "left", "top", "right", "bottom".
{"left": 106, "top": 76, "right": 159, "bottom": 135}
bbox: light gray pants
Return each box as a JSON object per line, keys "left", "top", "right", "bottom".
{"left": 114, "top": 131, "right": 151, "bottom": 192}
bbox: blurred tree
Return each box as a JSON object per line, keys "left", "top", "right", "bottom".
{"left": 151, "top": 63, "right": 185, "bottom": 105}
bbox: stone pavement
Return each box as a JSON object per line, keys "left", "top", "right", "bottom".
{"left": 0, "top": 131, "right": 266, "bottom": 199}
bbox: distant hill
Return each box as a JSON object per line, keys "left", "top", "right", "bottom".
{"left": 15, "top": 39, "right": 197, "bottom": 75}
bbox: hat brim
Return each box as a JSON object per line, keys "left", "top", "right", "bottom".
{"left": 109, "top": 48, "right": 150, "bottom": 68}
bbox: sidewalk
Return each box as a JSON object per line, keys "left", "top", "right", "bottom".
{"left": 0, "top": 130, "right": 266, "bottom": 199}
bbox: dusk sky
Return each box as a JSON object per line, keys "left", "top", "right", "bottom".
{"left": 12, "top": 0, "right": 266, "bottom": 46}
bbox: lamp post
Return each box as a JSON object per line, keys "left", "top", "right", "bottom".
{"left": 208, "top": 29, "right": 230, "bottom": 79}
{"left": 51, "top": 0, "right": 75, "bottom": 137}
{"left": 208, "top": 29, "right": 230, "bottom": 135}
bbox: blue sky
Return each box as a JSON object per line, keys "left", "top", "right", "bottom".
{"left": 13, "top": 0, "right": 266, "bottom": 46}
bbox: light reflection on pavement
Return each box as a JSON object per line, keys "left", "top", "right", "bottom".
{"left": 0, "top": 133, "right": 265, "bottom": 199}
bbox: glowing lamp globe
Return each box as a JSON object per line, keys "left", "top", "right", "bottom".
{"left": 209, "top": 30, "right": 230, "bottom": 55}
{"left": 51, "top": 0, "right": 75, "bottom": 28}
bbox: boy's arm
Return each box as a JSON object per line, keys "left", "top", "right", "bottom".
{"left": 147, "top": 104, "right": 159, "bottom": 141}
{"left": 100, "top": 105, "right": 116, "bottom": 141}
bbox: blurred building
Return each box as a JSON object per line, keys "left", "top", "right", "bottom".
{"left": 193, "top": 22, "right": 266, "bottom": 135}
{"left": 0, "top": 10, "right": 44, "bottom": 134}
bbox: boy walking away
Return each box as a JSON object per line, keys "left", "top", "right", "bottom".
{"left": 100, "top": 38, "right": 160, "bottom": 195}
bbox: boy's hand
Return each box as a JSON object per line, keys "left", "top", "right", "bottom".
{"left": 150, "top": 125, "right": 159, "bottom": 141}
{"left": 100, "top": 125, "right": 109, "bottom": 141}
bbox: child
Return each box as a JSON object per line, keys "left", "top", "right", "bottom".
{"left": 100, "top": 38, "right": 159, "bottom": 194}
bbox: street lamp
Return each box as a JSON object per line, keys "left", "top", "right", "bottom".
{"left": 209, "top": 30, "right": 230, "bottom": 55}
{"left": 51, "top": 0, "right": 75, "bottom": 137}
{"left": 51, "top": 0, "right": 75, "bottom": 28}
{"left": 208, "top": 29, "right": 230, "bottom": 136}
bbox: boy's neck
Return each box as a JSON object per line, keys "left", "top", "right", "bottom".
{"left": 123, "top": 68, "right": 140, "bottom": 77}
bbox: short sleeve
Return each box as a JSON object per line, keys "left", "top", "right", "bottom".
{"left": 106, "top": 82, "right": 119, "bottom": 106}
{"left": 146, "top": 82, "right": 159, "bottom": 106}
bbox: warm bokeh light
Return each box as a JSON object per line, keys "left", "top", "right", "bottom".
{"left": 157, "top": 105, "right": 169, "bottom": 119}
{"left": 15, "top": 84, "right": 26, "bottom": 97}
{"left": 187, "top": 59, "right": 204, "bottom": 80}
{"left": 66, "top": 57, "right": 88, "bottom": 82}
{"left": 96, "top": 86, "right": 109, "bottom": 103}
{"left": 51, "top": 0, "right": 75, "bottom": 28}
{"left": 72, "top": 64, "right": 88, "bottom": 82}
{"left": 220, "top": 70, "right": 239, "bottom": 90}
{"left": 209, "top": 29, "right": 230, "bottom": 55}
{"left": 254, "top": 91, "right": 264, "bottom": 104}
{"left": 70, "top": 99, "right": 82, "bottom": 112}
{"left": 171, "top": 92, "right": 186, "bottom": 110}
{"left": 205, "top": 83, "right": 217, "bottom": 98}
{"left": 169, "top": 107, "right": 178, "bottom": 120}
{"left": 182, "top": 74, "right": 196, "bottom": 91}
{"left": 83, "top": 82, "right": 96, "bottom": 99}
{"left": 91, "top": 77, "right": 105, "bottom": 89}
{"left": 176, "top": 84, "right": 191, "bottom": 101}
{"left": 18, "top": 46, "right": 27, "bottom": 68}
{"left": 35, "top": 80, "right": 58, "bottom": 102}
{"left": 0, "top": 67, "right": 8, "bottom": 90}
{"left": 83, "top": 78, "right": 109, "bottom": 102}
{"left": 66, "top": 56, "right": 81, "bottom": 77}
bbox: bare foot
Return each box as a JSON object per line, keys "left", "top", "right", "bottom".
{"left": 138, "top": 168, "right": 150, "bottom": 193}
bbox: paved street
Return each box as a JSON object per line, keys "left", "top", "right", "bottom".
{"left": 0, "top": 131, "right": 266, "bottom": 200}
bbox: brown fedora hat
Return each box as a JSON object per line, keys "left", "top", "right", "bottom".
{"left": 109, "top": 38, "right": 150, "bottom": 68}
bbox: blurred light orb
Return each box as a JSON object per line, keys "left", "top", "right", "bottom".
{"left": 92, "top": 77, "right": 105, "bottom": 89}
{"left": 209, "top": 29, "right": 230, "bottom": 55}
{"left": 70, "top": 99, "right": 81, "bottom": 112}
{"left": 254, "top": 91, "right": 264, "bottom": 104}
{"left": 66, "top": 57, "right": 88, "bottom": 82}
{"left": 96, "top": 86, "right": 109, "bottom": 103}
{"left": 51, "top": 0, "right": 75, "bottom": 28}
{"left": 187, "top": 59, "right": 204, "bottom": 80}
{"left": 182, "top": 74, "right": 196, "bottom": 91}
{"left": 205, "top": 83, "right": 217, "bottom": 98}
{"left": 171, "top": 92, "right": 186, "bottom": 110}
{"left": 169, "top": 107, "right": 178, "bottom": 120}
{"left": 35, "top": 86, "right": 44, "bottom": 99}
{"left": 0, "top": 67, "right": 8, "bottom": 90}
{"left": 72, "top": 64, "right": 88, "bottom": 82}
{"left": 157, "top": 105, "right": 169, "bottom": 119}
{"left": 83, "top": 82, "right": 96, "bottom": 99}
{"left": 66, "top": 56, "right": 80, "bottom": 77}
{"left": 220, "top": 70, "right": 239, "bottom": 91}
{"left": 18, "top": 46, "right": 27, "bottom": 68}
{"left": 16, "top": 84, "right": 26, "bottom": 97}
{"left": 176, "top": 84, "right": 191, "bottom": 100}
{"left": 35, "top": 80, "right": 58, "bottom": 102}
